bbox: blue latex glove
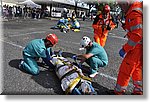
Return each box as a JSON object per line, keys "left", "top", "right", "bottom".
{"left": 72, "top": 55, "right": 77, "bottom": 60}
{"left": 78, "top": 63, "right": 82, "bottom": 69}
{"left": 46, "top": 50, "right": 52, "bottom": 60}
{"left": 119, "top": 48, "right": 126, "bottom": 58}
{"left": 58, "top": 50, "right": 62, "bottom": 57}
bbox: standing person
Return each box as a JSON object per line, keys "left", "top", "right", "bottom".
{"left": 114, "top": 0, "right": 143, "bottom": 95}
{"left": 62, "top": 8, "right": 68, "bottom": 19}
{"left": 8, "top": 6, "right": 13, "bottom": 20}
{"left": 72, "top": 11, "right": 76, "bottom": 20}
{"left": 92, "top": 4, "right": 116, "bottom": 47}
{"left": 113, "top": 14, "right": 119, "bottom": 28}
{"left": 12, "top": 6, "right": 16, "bottom": 19}
{"left": 23, "top": 5, "right": 28, "bottom": 19}
{"left": 74, "top": 36, "right": 108, "bottom": 78}
{"left": 19, "top": 34, "right": 58, "bottom": 75}
{"left": 82, "top": 13, "right": 86, "bottom": 21}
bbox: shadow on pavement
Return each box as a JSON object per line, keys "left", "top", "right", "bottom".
{"left": 9, "top": 59, "right": 21, "bottom": 68}
{"left": 9, "top": 59, "right": 30, "bottom": 74}
{"left": 31, "top": 70, "right": 64, "bottom": 95}
{"left": 92, "top": 82, "right": 115, "bottom": 95}
{"left": 9, "top": 59, "right": 64, "bottom": 94}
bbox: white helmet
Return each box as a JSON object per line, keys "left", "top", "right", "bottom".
{"left": 80, "top": 36, "right": 91, "bottom": 48}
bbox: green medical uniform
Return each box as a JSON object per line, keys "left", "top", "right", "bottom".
{"left": 86, "top": 42, "right": 108, "bottom": 74}
{"left": 22, "top": 39, "right": 52, "bottom": 75}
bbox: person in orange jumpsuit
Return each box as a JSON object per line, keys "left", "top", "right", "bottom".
{"left": 114, "top": 0, "right": 143, "bottom": 95}
{"left": 92, "top": 4, "right": 116, "bottom": 47}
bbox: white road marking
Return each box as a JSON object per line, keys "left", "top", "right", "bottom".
{"left": 99, "top": 73, "right": 133, "bottom": 86}
{"left": 0, "top": 39, "right": 24, "bottom": 49}
{"left": 99, "top": 73, "right": 117, "bottom": 81}
{"left": 58, "top": 35, "right": 127, "bottom": 46}
{"left": 81, "top": 30, "right": 127, "bottom": 40}
{"left": 109, "top": 35, "right": 128, "bottom": 40}
{"left": 109, "top": 32, "right": 113, "bottom": 35}
{"left": 9, "top": 31, "right": 46, "bottom": 37}
{"left": 9, "top": 30, "right": 127, "bottom": 41}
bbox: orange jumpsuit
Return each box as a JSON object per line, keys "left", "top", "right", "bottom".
{"left": 92, "top": 13, "right": 116, "bottom": 47}
{"left": 114, "top": 1, "right": 143, "bottom": 95}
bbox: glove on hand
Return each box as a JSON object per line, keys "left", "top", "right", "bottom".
{"left": 119, "top": 48, "right": 126, "bottom": 58}
{"left": 58, "top": 50, "right": 62, "bottom": 57}
{"left": 72, "top": 55, "right": 77, "bottom": 60}
{"left": 46, "top": 50, "right": 52, "bottom": 60}
{"left": 78, "top": 62, "right": 82, "bottom": 69}
{"left": 106, "top": 25, "right": 111, "bottom": 30}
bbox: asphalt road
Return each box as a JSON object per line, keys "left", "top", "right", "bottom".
{"left": 1, "top": 18, "right": 134, "bottom": 95}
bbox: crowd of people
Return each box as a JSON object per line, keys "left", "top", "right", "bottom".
{"left": 2, "top": 4, "right": 49, "bottom": 20}
{"left": 15, "top": 0, "right": 143, "bottom": 95}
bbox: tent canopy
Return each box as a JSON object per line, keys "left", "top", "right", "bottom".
{"left": 19, "top": 0, "right": 41, "bottom": 8}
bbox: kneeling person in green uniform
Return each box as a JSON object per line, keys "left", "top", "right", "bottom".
{"left": 19, "top": 34, "right": 58, "bottom": 75}
{"left": 75, "top": 36, "right": 108, "bottom": 78}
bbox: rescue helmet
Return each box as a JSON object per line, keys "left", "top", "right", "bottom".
{"left": 46, "top": 34, "right": 58, "bottom": 45}
{"left": 68, "top": 17, "right": 71, "bottom": 21}
{"left": 80, "top": 36, "right": 91, "bottom": 48}
{"left": 103, "top": 4, "right": 110, "bottom": 13}
{"left": 72, "top": 16, "right": 76, "bottom": 20}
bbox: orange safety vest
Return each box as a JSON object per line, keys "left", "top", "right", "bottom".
{"left": 92, "top": 13, "right": 116, "bottom": 36}
{"left": 92, "top": 13, "right": 116, "bottom": 46}
{"left": 122, "top": 1, "right": 143, "bottom": 53}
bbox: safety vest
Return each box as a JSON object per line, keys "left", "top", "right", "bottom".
{"left": 92, "top": 13, "right": 115, "bottom": 35}
{"left": 123, "top": 1, "right": 143, "bottom": 52}
{"left": 98, "top": 14, "right": 111, "bottom": 26}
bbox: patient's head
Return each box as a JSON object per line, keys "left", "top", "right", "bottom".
{"left": 73, "top": 80, "right": 97, "bottom": 95}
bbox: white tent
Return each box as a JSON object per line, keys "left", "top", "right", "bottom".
{"left": 19, "top": 0, "right": 41, "bottom": 8}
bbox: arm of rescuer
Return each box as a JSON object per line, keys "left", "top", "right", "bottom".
{"left": 122, "top": 16, "right": 143, "bottom": 53}
{"left": 106, "top": 14, "right": 117, "bottom": 30}
{"left": 77, "top": 53, "right": 94, "bottom": 63}
{"left": 108, "top": 17, "right": 117, "bottom": 30}
{"left": 92, "top": 15, "right": 101, "bottom": 30}
{"left": 92, "top": 14, "right": 116, "bottom": 31}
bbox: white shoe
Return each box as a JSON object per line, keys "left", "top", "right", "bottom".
{"left": 79, "top": 48, "right": 85, "bottom": 51}
{"left": 19, "top": 60, "right": 24, "bottom": 69}
{"left": 89, "top": 72, "right": 98, "bottom": 78}
{"left": 63, "top": 30, "right": 67, "bottom": 33}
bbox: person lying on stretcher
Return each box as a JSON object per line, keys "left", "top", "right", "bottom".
{"left": 49, "top": 53, "right": 97, "bottom": 95}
